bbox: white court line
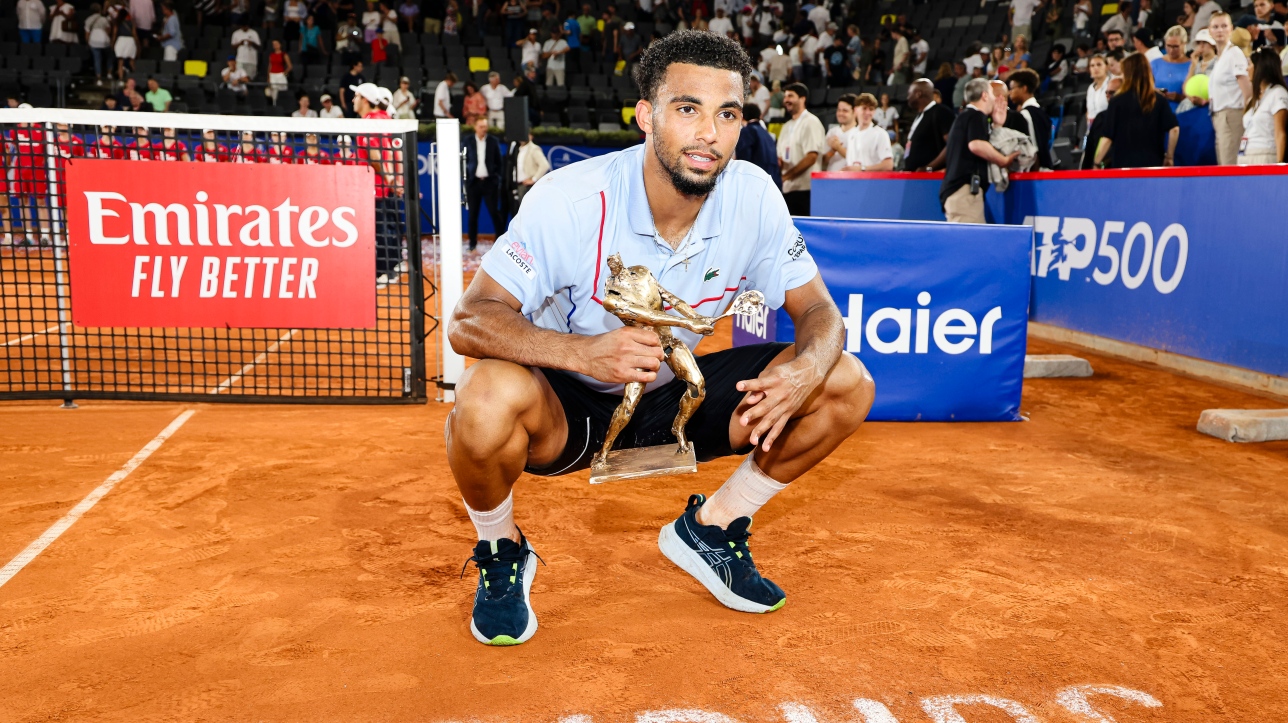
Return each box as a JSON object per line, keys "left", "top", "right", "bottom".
{"left": 3, "top": 323, "right": 65, "bottom": 346}
{"left": 207, "top": 329, "right": 298, "bottom": 394}
{"left": 0, "top": 409, "right": 196, "bottom": 589}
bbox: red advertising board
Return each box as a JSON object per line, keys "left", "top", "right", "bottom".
{"left": 65, "top": 159, "right": 378, "bottom": 328}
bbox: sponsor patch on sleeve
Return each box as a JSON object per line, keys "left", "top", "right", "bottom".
{"left": 787, "top": 232, "right": 807, "bottom": 260}
{"left": 504, "top": 240, "right": 537, "bottom": 279}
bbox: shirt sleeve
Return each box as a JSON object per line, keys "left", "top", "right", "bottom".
{"left": 872, "top": 128, "right": 893, "bottom": 162}
{"left": 1232, "top": 50, "right": 1249, "bottom": 77}
{"left": 478, "top": 181, "right": 581, "bottom": 316}
{"left": 743, "top": 177, "right": 819, "bottom": 309}
{"left": 968, "top": 110, "right": 990, "bottom": 144}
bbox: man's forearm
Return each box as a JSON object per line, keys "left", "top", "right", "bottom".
{"left": 927, "top": 146, "right": 947, "bottom": 170}
{"left": 791, "top": 300, "right": 844, "bottom": 379}
{"left": 449, "top": 298, "right": 590, "bottom": 373}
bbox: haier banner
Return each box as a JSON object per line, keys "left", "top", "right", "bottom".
{"left": 735, "top": 217, "right": 1031, "bottom": 422}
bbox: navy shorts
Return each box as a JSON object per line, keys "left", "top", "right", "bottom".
{"left": 525, "top": 342, "right": 791, "bottom": 477}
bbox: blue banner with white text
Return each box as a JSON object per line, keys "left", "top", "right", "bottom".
{"left": 735, "top": 217, "right": 1031, "bottom": 422}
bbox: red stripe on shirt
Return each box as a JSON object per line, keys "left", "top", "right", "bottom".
{"left": 663, "top": 277, "right": 748, "bottom": 311}
{"left": 591, "top": 190, "right": 606, "bottom": 303}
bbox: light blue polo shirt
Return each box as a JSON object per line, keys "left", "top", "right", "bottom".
{"left": 480, "top": 144, "right": 818, "bottom": 393}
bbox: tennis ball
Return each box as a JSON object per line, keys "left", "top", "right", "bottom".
{"left": 1185, "top": 74, "right": 1210, "bottom": 100}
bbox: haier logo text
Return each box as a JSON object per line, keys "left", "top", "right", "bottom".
{"left": 1027, "top": 216, "right": 1188, "bottom": 294}
{"left": 843, "top": 293, "right": 1003, "bottom": 355}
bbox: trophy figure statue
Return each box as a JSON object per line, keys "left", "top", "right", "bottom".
{"left": 589, "top": 253, "right": 764, "bottom": 484}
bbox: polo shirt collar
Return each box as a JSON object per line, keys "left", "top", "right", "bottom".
{"left": 625, "top": 144, "right": 724, "bottom": 251}
{"left": 1020, "top": 97, "right": 1040, "bottom": 110}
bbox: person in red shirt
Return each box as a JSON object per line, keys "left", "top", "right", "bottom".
{"left": 91, "top": 126, "right": 126, "bottom": 160}
{"left": 351, "top": 82, "right": 404, "bottom": 282}
{"left": 192, "top": 129, "right": 230, "bottom": 162}
{"left": 266, "top": 39, "right": 293, "bottom": 105}
{"left": 299, "top": 132, "right": 332, "bottom": 164}
{"left": 370, "top": 28, "right": 389, "bottom": 72}
{"left": 231, "top": 131, "right": 268, "bottom": 163}
{"left": 6, "top": 116, "right": 52, "bottom": 244}
{"left": 155, "top": 127, "right": 191, "bottom": 161}
{"left": 127, "top": 127, "right": 156, "bottom": 161}
{"left": 49, "top": 124, "right": 86, "bottom": 242}
{"left": 267, "top": 131, "right": 296, "bottom": 163}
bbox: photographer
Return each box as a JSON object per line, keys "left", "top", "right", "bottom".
{"left": 939, "top": 78, "right": 1020, "bottom": 224}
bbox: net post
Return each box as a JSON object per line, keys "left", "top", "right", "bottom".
{"left": 43, "top": 122, "right": 76, "bottom": 407}
{"left": 435, "top": 120, "right": 465, "bottom": 403}
{"left": 404, "top": 129, "right": 428, "bottom": 401}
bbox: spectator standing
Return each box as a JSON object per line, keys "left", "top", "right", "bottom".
{"left": 293, "top": 93, "right": 319, "bottom": 117}
{"left": 747, "top": 73, "right": 771, "bottom": 116}
{"left": 1153, "top": 26, "right": 1192, "bottom": 110}
{"left": 1208, "top": 12, "right": 1253, "bottom": 165}
{"left": 822, "top": 94, "right": 857, "bottom": 172}
{"left": 1187, "top": 28, "right": 1218, "bottom": 84}
{"left": 49, "top": 0, "right": 78, "bottom": 44}
{"left": 1085, "top": 53, "right": 1113, "bottom": 123}
{"left": 775, "top": 82, "right": 825, "bottom": 215}
{"left": 434, "top": 73, "right": 458, "bottom": 118}
{"left": 392, "top": 76, "right": 419, "bottom": 119}
{"left": 935, "top": 63, "right": 960, "bottom": 105}
{"left": 16, "top": 0, "right": 47, "bottom": 44}
{"left": 362, "top": 0, "right": 382, "bottom": 42}
{"left": 709, "top": 7, "right": 734, "bottom": 38}
{"left": 462, "top": 117, "right": 504, "bottom": 250}
{"left": 619, "top": 22, "right": 644, "bottom": 70}
{"left": 380, "top": 1, "right": 401, "bottom": 49}
{"left": 319, "top": 93, "right": 345, "bottom": 117}
{"left": 1192, "top": 0, "right": 1220, "bottom": 33}
{"left": 843, "top": 93, "right": 894, "bottom": 172}
{"left": 267, "top": 39, "right": 293, "bottom": 104}
{"left": 222, "top": 56, "right": 250, "bottom": 94}
{"left": 940, "top": 78, "right": 1019, "bottom": 223}
{"left": 480, "top": 72, "right": 513, "bottom": 128}
{"left": 461, "top": 81, "right": 485, "bottom": 123}
{"left": 515, "top": 133, "right": 550, "bottom": 206}
{"left": 1240, "top": 47, "right": 1288, "bottom": 164}
{"left": 1094, "top": 53, "right": 1179, "bottom": 167}
{"left": 563, "top": 11, "right": 581, "bottom": 61}
{"left": 1134, "top": 29, "right": 1163, "bottom": 62}
{"left": 825, "top": 36, "right": 851, "bottom": 85}
{"left": 339, "top": 60, "right": 366, "bottom": 117}
{"left": 910, "top": 27, "right": 929, "bottom": 76}
{"left": 807, "top": 2, "right": 829, "bottom": 34}
{"left": 113, "top": 11, "right": 139, "bottom": 80}
{"left": 903, "top": 79, "right": 954, "bottom": 171}
{"left": 157, "top": 4, "right": 182, "bottom": 61}
{"left": 232, "top": 20, "right": 262, "bottom": 81}
{"left": 130, "top": 0, "right": 154, "bottom": 45}
{"left": 518, "top": 28, "right": 542, "bottom": 70}
{"left": 86, "top": 5, "right": 113, "bottom": 85}
{"left": 1102, "top": 2, "right": 1134, "bottom": 39}
{"left": 424, "top": 0, "right": 447, "bottom": 34}
{"left": 542, "top": 27, "right": 570, "bottom": 86}
{"left": 336, "top": 14, "right": 363, "bottom": 67}
{"left": 888, "top": 25, "right": 909, "bottom": 85}
{"left": 1010, "top": 0, "right": 1041, "bottom": 46}
{"left": 1009, "top": 68, "right": 1054, "bottom": 169}
{"left": 300, "top": 15, "right": 324, "bottom": 65}
{"left": 370, "top": 27, "right": 390, "bottom": 71}
{"left": 284, "top": 0, "right": 308, "bottom": 44}
{"left": 735, "top": 103, "right": 782, "bottom": 188}
{"left": 145, "top": 77, "right": 173, "bottom": 112}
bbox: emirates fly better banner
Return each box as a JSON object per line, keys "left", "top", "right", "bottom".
{"left": 66, "top": 160, "right": 377, "bottom": 328}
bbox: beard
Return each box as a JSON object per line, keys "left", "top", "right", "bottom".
{"left": 653, "top": 130, "right": 727, "bottom": 198}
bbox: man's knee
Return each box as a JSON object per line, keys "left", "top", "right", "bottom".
{"left": 449, "top": 360, "right": 542, "bottom": 444}
{"left": 821, "top": 353, "right": 874, "bottom": 430}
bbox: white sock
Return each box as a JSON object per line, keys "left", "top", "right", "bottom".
{"left": 464, "top": 492, "right": 519, "bottom": 542}
{"left": 698, "top": 455, "right": 789, "bottom": 529}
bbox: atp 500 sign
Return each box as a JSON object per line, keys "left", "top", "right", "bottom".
{"left": 1026, "top": 216, "right": 1189, "bottom": 295}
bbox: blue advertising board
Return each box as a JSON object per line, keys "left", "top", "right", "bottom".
{"left": 735, "top": 217, "right": 1032, "bottom": 422}
{"left": 813, "top": 167, "right": 1288, "bottom": 378}
{"left": 416, "top": 142, "right": 627, "bottom": 234}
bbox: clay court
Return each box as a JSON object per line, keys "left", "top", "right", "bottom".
{"left": 3, "top": 301, "right": 1287, "bottom": 722}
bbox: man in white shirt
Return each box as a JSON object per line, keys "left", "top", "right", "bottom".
{"left": 910, "top": 27, "right": 930, "bottom": 76}
{"left": 318, "top": 93, "right": 345, "bottom": 118}
{"left": 843, "top": 93, "right": 893, "bottom": 171}
{"left": 481, "top": 71, "right": 514, "bottom": 129}
{"left": 1207, "top": 11, "right": 1253, "bottom": 165}
{"left": 1100, "top": 3, "right": 1133, "bottom": 39}
{"left": 1133, "top": 29, "right": 1163, "bottom": 62}
{"left": 807, "top": 2, "right": 830, "bottom": 34}
{"left": 514, "top": 133, "right": 550, "bottom": 206}
{"left": 888, "top": 25, "right": 910, "bottom": 85}
{"left": 709, "top": 7, "right": 735, "bottom": 38}
{"left": 963, "top": 45, "right": 988, "bottom": 76}
{"left": 221, "top": 57, "right": 250, "bottom": 94}
{"left": 776, "top": 81, "right": 825, "bottom": 215}
{"left": 16, "top": 0, "right": 46, "bottom": 43}
{"left": 746, "top": 72, "right": 771, "bottom": 116}
{"left": 1192, "top": 0, "right": 1220, "bottom": 32}
{"left": 231, "top": 21, "right": 262, "bottom": 80}
{"left": 542, "top": 27, "right": 570, "bottom": 86}
{"left": 1010, "top": 0, "right": 1040, "bottom": 44}
{"left": 434, "top": 72, "right": 457, "bottom": 118}
{"left": 518, "top": 28, "right": 542, "bottom": 70}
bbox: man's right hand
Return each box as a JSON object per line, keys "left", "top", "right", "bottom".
{"left": 578, "top": 327, "right": 665, "bottom": 384}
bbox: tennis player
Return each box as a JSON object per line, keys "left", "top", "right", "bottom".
{"left": 448, "top": 30, "right": 874, "bottom": 646}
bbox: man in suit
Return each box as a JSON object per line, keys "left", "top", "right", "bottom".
{"left": 463, "top": 116, "right": 506, "bottom": 251}
{"left": 734, "top": 102, "right": 783, "bottom": 189}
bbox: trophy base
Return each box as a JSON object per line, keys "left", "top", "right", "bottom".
{"left": 589, "top": 445, "right": 698, "bottom": 485}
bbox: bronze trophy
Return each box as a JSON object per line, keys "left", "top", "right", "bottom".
{"left": 589, "top": 253, "right": 764, "bottom": 484}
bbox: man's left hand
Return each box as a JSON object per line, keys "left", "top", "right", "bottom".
{"left": 735, "top": 358, "right": 822, "bottom": 451}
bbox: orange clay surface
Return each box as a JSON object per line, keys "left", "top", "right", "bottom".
{"left": 1, "top": 329, "right": 1287, "bottom": 723}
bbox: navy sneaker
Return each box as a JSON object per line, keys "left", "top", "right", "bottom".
{"left": 658, "top": 494, "right": 786, "bottom": 613}
{"left": 460, "top": 533, "right": 542, "bottom": 645}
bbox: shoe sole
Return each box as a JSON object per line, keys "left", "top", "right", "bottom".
{"left": 658, "top": 522, "right": 785, "bottom": 614}
{"left": 469, "top": 545, "right": 539, "bottom": 646}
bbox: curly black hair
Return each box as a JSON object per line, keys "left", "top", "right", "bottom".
{"left": 631, "top": 30, "right": 754, "bottom": 103}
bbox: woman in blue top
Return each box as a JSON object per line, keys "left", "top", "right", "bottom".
{"left": 1151, "top": 25, "right": 1192, "bottom": 111}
